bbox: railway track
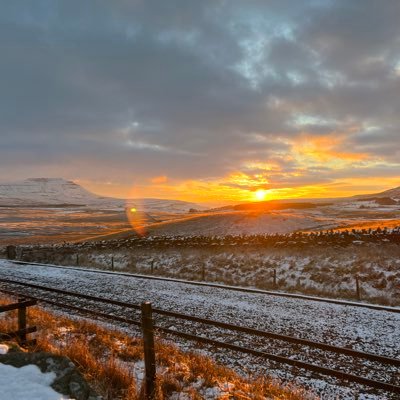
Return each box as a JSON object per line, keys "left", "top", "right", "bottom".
{"left": 9, "top": 260, "right": 400, "bottom": 313}
{"left": 0, "top": 276, "right": 399, "bottom": 398}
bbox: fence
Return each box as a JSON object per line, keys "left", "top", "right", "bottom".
{"left": 0, "top": 297, "right": 37, "bottom": 346}
{"left": 9, "top": 251, "right": 369, "bottom": 302}
{"left": 142, "top": 301, "right": 400, "bottom": 399}
{"left": 0, "top": 279, "right": 399, "bottom": 398}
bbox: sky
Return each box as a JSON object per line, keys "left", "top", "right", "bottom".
{"left": 1, "top": 0, "right": 400, "bottom": 204}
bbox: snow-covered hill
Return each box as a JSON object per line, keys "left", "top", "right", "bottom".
{"left": 374, "top": 185, "right": 400, "bottom": 200}
{"left": 0, "top": 178, "right": 122, "bottom": 207}
{"left": 0, "top": 178, "right": 201, "bottom": 213}
{"left": 133, "top": 210, "right": 338, "bottom": 236}
{"left": 352, "top": 185, "right": 400, "bottom": 201}
{"left": 128, "top": 198, "right": 202, "bottom": 213}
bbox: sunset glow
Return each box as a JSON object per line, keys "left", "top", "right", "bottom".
{"left": 1, "top": 1, "right": 399, "bottom": 205}
{"left": 80, "top": 174, "right": 400, "bottom": 206}
{"left": 254, "top": 190, "right": 268, "bottom": 202}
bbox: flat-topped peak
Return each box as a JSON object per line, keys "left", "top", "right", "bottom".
{"left": 0, "top": 177, "right": 109, "bottom": 206}
{"left": 25, "top": 178, "right": 73, "bottom": 183}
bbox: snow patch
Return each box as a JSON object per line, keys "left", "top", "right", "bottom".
{"left": 0, "top": 344, "right": 9, "bottom": 354}
{"left": 0, "top": 363, "right": 71, "bottom": 399}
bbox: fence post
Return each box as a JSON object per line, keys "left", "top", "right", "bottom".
{"left": 6, "top": 245, "right": 16, "bottom": 260}
{"left": 17, "top": 297, "right": 27, "bottom": 346}
{"left": 141, "top": 302, "right": 156, "bottom": 399}
{"left": 76, "top": 254, "right": 79, "bottom": 266}
{"left": 273, "top": 269, "right": 277, "bottom": 288}
{"left": 111, "top": 256, "right": 114, "bottom": 271}
{"left": 150, "top": 260, "right": 154, "bottom": 274}
{"left": 355, "top": 275, "right": 361, "bottom": 301}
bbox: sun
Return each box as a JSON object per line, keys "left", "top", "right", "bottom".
{"left": 254, "top": 189, "right": 268, "bottom": 201}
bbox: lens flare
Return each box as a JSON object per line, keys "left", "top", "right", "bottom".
{"left": 125, "top": 200, "right": 148, "bottom": 236}
{"left": 125, "top": 184, "right": 151, "bottom": 236}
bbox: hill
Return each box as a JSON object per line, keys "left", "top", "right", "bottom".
{"left": 0, "top": 178, "right": 201, "bottom": 213}
{"left": 373, "top": 185, "right": 400, "bottom": 199}
{"left": 352, "top": 185, "right": 400, "bottom": 201}
{"left": 209, "top": 200, "right": 332, "bottom": 213}
{"left": 0, "top": 178, "right": 121, "bottom": 207}
{"left": 86, "top": 210, "right": 336, "bottom": 241}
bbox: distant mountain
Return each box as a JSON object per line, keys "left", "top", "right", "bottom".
{"left": 207, "top": 185, "right": 400, "bottom": 212}
{"left": 373, "top": 186, "right": 400, "bottom": 199}
{"left": 0, "top": 178, "right": 201, "bottom": 213}
{"left": 208, "top": 200, "right": 333, "bottom": 213}
{"left": 352, "top": 186, "right": 400, "bottom": 201}
{"left": 0, "top": 178, "right": 110, "bottom": 207}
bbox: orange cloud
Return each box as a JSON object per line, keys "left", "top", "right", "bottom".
{"left": 293, "top": 132, "right": 369, "bottom": 163}
{"left": 150, "top": 175, "right": 168, "bottom": 184}
{"left": 82, "top": 172, "right": 400, "bottom": 206}
{"left": 78, "top": 127, "right": 397, "bottom": 205}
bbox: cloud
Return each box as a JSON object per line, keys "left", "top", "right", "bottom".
{"left": 0, "top": 0, "right": 399, "bottom": 200}
{"left": 150, "top": 175, "right": 168, "bottom": 184}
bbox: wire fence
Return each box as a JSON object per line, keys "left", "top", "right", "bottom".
{"left": 0, "top": 279, "right": 399, "bottom": 398}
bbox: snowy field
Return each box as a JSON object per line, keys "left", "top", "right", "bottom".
{"left": 1, "top": 192, "right": 399, "bottom": 246}
{"left": 0, "top": 260, "right": 398, "bottom": 399}
{"left": 28, "top": 243, "right": 400, "bottom": 306}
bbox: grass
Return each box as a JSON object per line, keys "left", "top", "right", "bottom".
{"left": 64, "top": 243, "right": 400, "bottom": 306}
{"left": 0, "top": 296, "right": 316, "bottom": 399}
{"left": 17, "top": 237, "right": 400, "bottom": 306}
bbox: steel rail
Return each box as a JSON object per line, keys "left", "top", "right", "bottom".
{"left": 0, "top": 278, "right": 142, "bottom": 310}
{"left": 1, "top": 286, "right": 399, "bottom": 395}
{"left": 8, "top": 260, "right": 400, "bottom": 313}
{"left": 0, "top": 287, "right": 141, "bottom": 327}
{"left": 155, "top": 327, "right": 400, "bottom": 394}
{"left": 152, "top": 306, "right": 400, "bottom": 367}
{"left": 0, "top": 278, "right": 399, "bottom": 367}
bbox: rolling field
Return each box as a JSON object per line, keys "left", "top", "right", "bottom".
{"left": 1, "top": 202, "right": 400, "bottom": 245}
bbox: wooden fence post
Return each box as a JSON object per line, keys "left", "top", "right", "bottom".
{"left": 141, "top": 302, "right": 156, "bottom": 399}
{"left": 111, "top": 256, "right": 114, "bottom": 271}
{"left": 273, "top": 269, "right": 277, "bottom": 288}
{"left": 355, "top": 275, "right": 361, "bottom": 301}
{"left": 18, "top": 297, "right": 27, "bottom": 346}
{"left": 150, "top": 260, "right": 154, "bottom": 274}
{"left": 6, "top": 245, "right": 16, "bottom": 260}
